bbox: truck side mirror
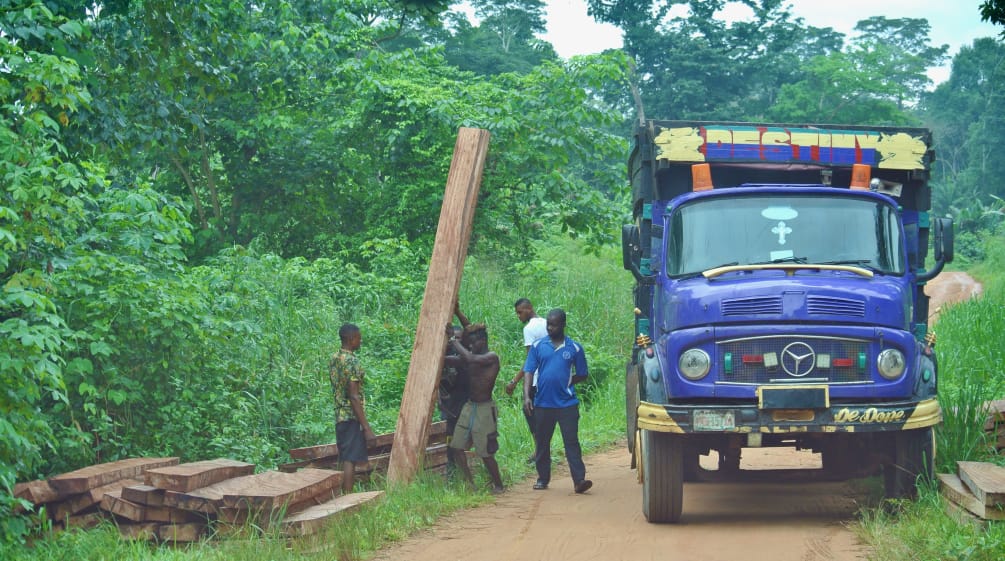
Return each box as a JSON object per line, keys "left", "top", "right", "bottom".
{"left": 622, "top": 224, "right": 642, "bottom": 280}
{"left": 933, "top": 217, "right": 954, "bottom": 264}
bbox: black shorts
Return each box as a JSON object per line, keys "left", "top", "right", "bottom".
{"left": 336, "top": 420, "right": 368, "bottom": 463}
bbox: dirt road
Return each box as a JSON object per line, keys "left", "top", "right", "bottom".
{"left": 372, "top": 272, "right": 981, "bottom": 561}
{"left": 925, "top": 271, "right": 983, "bottom": 326}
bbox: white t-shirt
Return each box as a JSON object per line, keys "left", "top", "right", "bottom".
{"left": 523, "top": 316, "right": 548, "bottom": 386}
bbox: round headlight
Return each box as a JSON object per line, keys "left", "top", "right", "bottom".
{"left": 679, "top": 348, "right": 711, "bottom": 380}
{"left": 877, "top": 349, "right": 906, "bottom": 380}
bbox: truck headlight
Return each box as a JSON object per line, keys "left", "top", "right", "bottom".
{"left": 877, "top": 349, "right": 906, "bottom": 380}
{"left": 679, "top": 348, "right": 711, "bottom": 380}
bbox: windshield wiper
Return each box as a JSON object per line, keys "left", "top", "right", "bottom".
{"left": 675, "top": 262, "right": 739, "bottom": 280}
{"left": 817, "top": 259, "right": 881, "bottom": 273}
{"left": 750, "top": 256, "right": 808, "bottom": 265}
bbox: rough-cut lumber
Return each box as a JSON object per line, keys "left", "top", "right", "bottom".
{"left": 58, "top": 478, "right": 143, "bottom": 519}
{"left": 117, "top": 522, "right": 161, "bottom": 541}
{"left": 984, "top": 399, "right": 1005, "bottom": 431}
{"left": 389, "top": 127, "right": 489, "bottom": 484}
{"left": 156, "top": 523, "right": 205, "bottom": 543}
{"left": 957, "top": 461, "right": 1005, "bottom": 507}
{"left": 101, "top": 488, "right": 146, "bottom": 521}
{"left": 938, "top": 473, "right": 1005, "bottom": 520}
{"left": 217, "top": 490, "right": 337, "bottom": 527}
{"left": 122, "top": 484, "right": 164, "bottom": 507}
{"left": 47, "top": 457, "right": 179, "bottom": 496}
{"left": 65, "top": 512, "right": 104, "bottom": 530}
{"left": 281, "top": 491, "right": 385, "bottom": 537}
{"left": 288, "top": 421, "right": 448, "bottom": 461}
{"left": 145, "top": 458, "right": 255, "bottom": 493}
{"left": 14, "top": 479, "right": 60, "bottom": 505}
{"left": 221, "top": 468, "right": 341, "bottom": 512}
{"left": 161, "top": 473, "right": 260, "bottom": 513}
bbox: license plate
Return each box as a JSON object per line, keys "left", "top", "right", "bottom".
{"left": 693, "top": 409, "right": 735, "bottom": 431}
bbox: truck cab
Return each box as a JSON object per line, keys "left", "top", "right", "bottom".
{"left": 622, "top": 121, "right": 954, "bottom": 523}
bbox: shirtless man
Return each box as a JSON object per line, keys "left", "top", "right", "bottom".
{"left": 444, "top": 323, "right": 505, "bottom": 493}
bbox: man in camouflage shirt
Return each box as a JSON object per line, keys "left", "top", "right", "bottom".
{"left": 330, "top": 323, "right": 376, "bottom": 494}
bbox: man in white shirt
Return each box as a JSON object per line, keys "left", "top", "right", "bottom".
{"left": 505, "top": 298, "right": 548, "bottom": 463}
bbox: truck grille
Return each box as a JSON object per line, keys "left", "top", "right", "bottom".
{"left": 717, "top": 335, "right": 871, "bottom": 384}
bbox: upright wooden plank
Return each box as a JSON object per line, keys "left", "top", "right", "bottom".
{"left": 938, "top": 473, "right": 1005, "bottom": 520}
{"left": 48, "top": 457, "right": 179, "bottom": 496}
{"left": 144, "top": 458, "right": 255, "bottom": 493}
{"left": 957, "top": 461, "right": 1005, "bottom": 506}
{"left": 388, "top": 127, "right": 489, "bottom": 485}
{"left": 281, "top": 491, "right": 384, "bottom": 537}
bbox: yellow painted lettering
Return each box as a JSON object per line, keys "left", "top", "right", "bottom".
{"left": 732, "top": 128, "right": 760, "bottom": 147}
{"left": 654, "top": 127, "right": 706, "bottom": 161}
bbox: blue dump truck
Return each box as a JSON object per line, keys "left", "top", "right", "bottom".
{"left": 622, "top": 121, "right": 955, "bottom": 523}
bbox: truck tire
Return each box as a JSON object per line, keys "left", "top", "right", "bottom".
{"left": 884, "top": 427, "right": 935, "bottom": 499}
{"left": 642, "top": 429, "right": 683, "bottom": 523}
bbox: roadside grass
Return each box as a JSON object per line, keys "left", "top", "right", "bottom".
{"left": 856, "top": 233, "right": 1005, "bottom": 559}
{"left": 1, "top": 239, "right": 633, "bottom": 561}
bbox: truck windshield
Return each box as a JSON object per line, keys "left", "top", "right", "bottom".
{"left": 666, "top": 195, "right": 905, "bottom": 277}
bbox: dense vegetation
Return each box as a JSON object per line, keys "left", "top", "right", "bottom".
{"left": 2, "top": 0, "right": 1004, "bottom": 555}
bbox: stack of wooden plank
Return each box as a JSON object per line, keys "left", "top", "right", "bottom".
{"left": 281, "top": 420, "right": 450, "bottom": 474}
{"left": 12, "top": 422, "right": 454, "bottom": 540}
{"left": 14, "top": 457, "right": 180, "bottom": 532}
{"left": 983, "top": 399, "right": 1005, "bottom": 453}
{"left": 938, "top": 461, "right": 1005, "bottom": 522}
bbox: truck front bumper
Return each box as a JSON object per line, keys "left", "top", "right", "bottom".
{"left": 637, "top": 397, "right": 941, "bottom": 434}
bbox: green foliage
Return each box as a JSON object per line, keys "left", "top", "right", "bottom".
{"left": 933, "top": 232, "right": 1005, "bottom": 470}
{"left": 858, "top": 486, "right": 1005, "bottom": 561}
{"left": 0, "top": 1, "right": 102, "bottom": 544}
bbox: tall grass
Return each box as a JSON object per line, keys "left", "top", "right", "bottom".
{"left": 1, "top": 239, "right": 634, "bottom": 561}
{"left": 859, "top": 232, "right": 1005, "bottom": 559}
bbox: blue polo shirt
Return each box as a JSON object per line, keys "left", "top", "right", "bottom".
{"left": 523, "top": 336, "right": 588, "bottom": 409}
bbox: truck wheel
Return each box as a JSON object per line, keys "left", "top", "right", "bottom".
{"left": 884, "top": 427, "right": 935, "bottom": 499}
{"left": 626, "top": 362, "right": 640, "bottom": 454}
{"left": 642, "top": 430, "right": 683, "bottom": 523}
{"left": 682, "top": 444, "right": 701, "bottom": 482}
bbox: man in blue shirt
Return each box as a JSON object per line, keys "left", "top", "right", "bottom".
{"left": 522, "top": 308, "right": 593, "bottom": 494}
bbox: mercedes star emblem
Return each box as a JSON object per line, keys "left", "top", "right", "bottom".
{"left": 781, "top": 342, "right": 816, "bottom": 377}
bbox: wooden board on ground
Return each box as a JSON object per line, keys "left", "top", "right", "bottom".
{"left": 145, "top": 458, "right": 255, "bottom": 493}
{"left": 957, "top": 461, "right": 1005, "bottom": 507}
{"left": 156, "top": 523, "right": 205, "bottom": 543}
{"left": 221, "top": 468, "right": 341, "bottom": 512}
{"left": 388, "top": 127, "right": 489, "bottom": 484}
{"left": 122, "top": 484, "right": 165, "bottom": 507}
{"left": 65, "top": 512, "right": 104, "bottom": 530}
{"left": 289, "top": 421, "right": 448, "bottom": 461}
{"left": 101, "top": 488, "right": 146, "bottom": 522}
{"left": 939, "top": 473, "right": 1005, "bottom": 520}
{"left": 47, "top": 457, "right": 179, "bottom": 496}
{"left": 217, "top": 490, "right": 337, "bottom": 528}
{"left": 161, "top": 473, "right": 260, "bottom": 513}
{"left": 117, "top": 522, "right": 161, "bottom": 541}
{"left": 54, "top": 477, "right": 142, "bottom": 520}
{"left": 984, "top": 399, "right": 1005, "bottom": 430}
{"left": 281, "top": 491, "right": 384, "bottom": 537}
{"left": 14, "top": 479, "right": 60, "bottom": 505}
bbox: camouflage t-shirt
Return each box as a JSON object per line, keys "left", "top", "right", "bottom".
{"left": 330, "top": 349, "right": 364, "bottom": 424}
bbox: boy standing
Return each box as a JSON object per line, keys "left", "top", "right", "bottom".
{"left": 330, "top": 323, "right": 377, "bottom": 494}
